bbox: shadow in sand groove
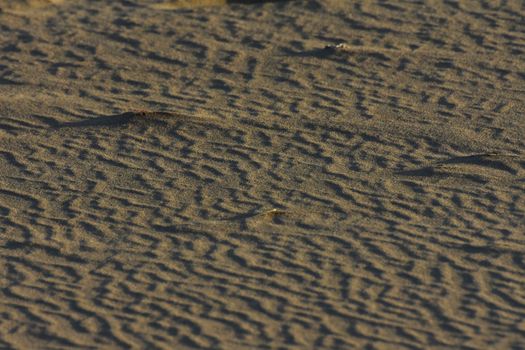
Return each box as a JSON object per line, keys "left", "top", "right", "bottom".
{"left": 150, "top": 0, "right": 289, "bottom": 9}
{"left": 396, "top": 153, "right": 523, "bottom": 178}
{"left": 56, "top": 113, "right": 136, "bottom": 128}
{"left": 55, "top": 111, "right": 179, "bottom": 129}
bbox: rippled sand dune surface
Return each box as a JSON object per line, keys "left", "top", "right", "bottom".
{"left": 0, "top": 0, "right": 524, "bottom": 349}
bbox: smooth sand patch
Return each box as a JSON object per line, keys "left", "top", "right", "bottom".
{"left": 0, "top": 0, "right": 63, "bottom": 12}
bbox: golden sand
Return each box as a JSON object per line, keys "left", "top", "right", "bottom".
{"left": 0, "top": 0, "right": 524, "bottom": 349}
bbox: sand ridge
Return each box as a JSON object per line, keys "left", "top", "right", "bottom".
{"left": 0, "top": 0, "right": 524, "bottom": 349}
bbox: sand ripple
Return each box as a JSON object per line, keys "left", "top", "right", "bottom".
{"left": 0, "top": 0, "right": 524, "bottom": 349}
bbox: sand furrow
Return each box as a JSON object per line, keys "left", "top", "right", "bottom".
{"left": 1, "top": 0, "right": 524, "bottom": 349}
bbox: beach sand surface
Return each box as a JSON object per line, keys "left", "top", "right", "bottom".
{"left": 0, "top": 0, "right": 524, "bottom": 349}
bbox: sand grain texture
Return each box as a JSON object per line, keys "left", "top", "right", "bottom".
{"left": 0, "top": 0, "right": 524, "bottom": 349}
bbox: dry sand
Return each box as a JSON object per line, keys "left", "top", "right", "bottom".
{"left": 0, "top": 0, "right": 524, "bottom": 349}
